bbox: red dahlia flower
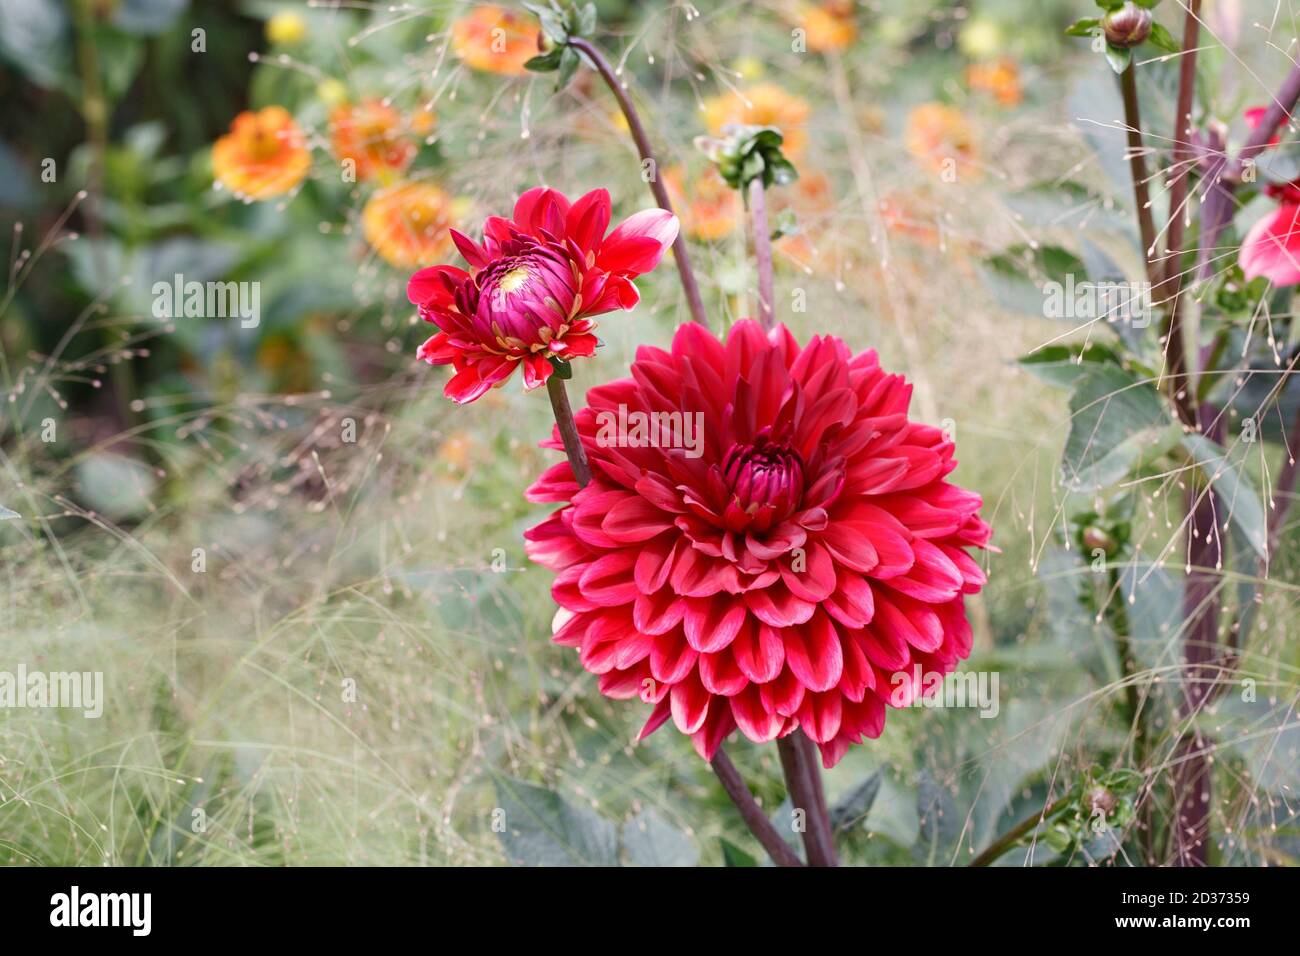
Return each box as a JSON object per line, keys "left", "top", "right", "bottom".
{"left": 524, "top": 320, "right": 992, "bottom": 767}
{"left": 407, "top": 188, "right": 679, "bottom": 403}
{"left": 1240, "top": 106, "right": 1300, "bottom": 285}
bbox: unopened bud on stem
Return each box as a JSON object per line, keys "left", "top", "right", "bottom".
{"left": 1102, "top": 2, "right": 1153, "bottom": 49}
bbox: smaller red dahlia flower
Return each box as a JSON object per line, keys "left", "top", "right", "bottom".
{"left": 407, "top": 188, "right": 678, "bottom": 403}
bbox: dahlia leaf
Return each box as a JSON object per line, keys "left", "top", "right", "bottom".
{"left": 1103, "top": 43, "right": 1132, "bottom": 75}
{"left": 1065, "top": 18, "right": 1100, "bottom": 38}
{"left": 1181, "top": 434, "right": 1269, "bottom": 561}
{"left": 492, "top": 775, "right": 619, "bottom": 866}
{"left": 830, "top": 770, "right": 882, "bottom": 833}
{"left": 1018, "top": 342, "right": 1124, "bottom": 389}
{"left": 979, "top": 243, "right": 1086, "bottom": 318}
{"left": 719, "top": 838, "right": 759, "bottom": 867}
{"left": 1062, "top": 365, "right": 1176, "bottom": 491}
{"left": 620, "top": 809, "right": 698, "bottom": 867}
{"left": 1146, "top": 21, "right": 1180, "bottom": 54}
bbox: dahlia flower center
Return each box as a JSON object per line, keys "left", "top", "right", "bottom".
{"left": 497, "top": 266, "right": 531, "bottom": 294}
{"left": 721, "top": 439, "right": 804, "bottom": 529}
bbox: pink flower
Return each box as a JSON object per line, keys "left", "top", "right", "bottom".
{"left": 1240, "top": 201, "right": 1300, "bottom": 286}
{"left": 1239, "top": 105, "right": 1300, "bottom": 285}
{"left": 523, "top": 320, "right": 992, "bottom": 768}
{"left": 407, "top": 188, "right": 679, "bottom": 403}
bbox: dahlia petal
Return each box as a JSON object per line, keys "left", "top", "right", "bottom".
{"left": 525, "top": 461, "right": 579, "bottom": 503}
{"left": 797, "top": 690, "right": 843, "bottom": 744}
{"left": 699, "top": 647, "right": 748, "bottom": 696}
{"left": 602, "top": 496, "right": 674, "bottom": 543}
{"left": 824, "top": 569, "right": 876, "bottom": 629}
{"left": 783, "top": 610, "right": 844, "bottom": 693}
{"left": 683, "top": 596, "right": 747, "bottom": 653}
{"left": 690, "top": 702, "right": 737, "bottom": 761}
{"left": 637, "top": 696, "right": 674, "bottom": 740}
{"left": 670, "top": 672, "right": 711, "bottom": 734}
{"left": 886, "top": 538, "right": 964, "bottom": 603}
{"left": 940, "top": 543, "right": 989, "bottom": 593}
{"left": 416, "top": 332, "right": 458, "bottom": 365}
{"left": 598, "top": 661, "right": 652, "bottom": 699}
{"left": 820, "top": 521, "right": 880, "bottom": 574}
{"left": 781, "top": 540, "right": 836, "bottom": 602}
{"left": 448, "top": 230, "right": 489, "bottom": 270}
{"left": 874, "top": 590, "right": 943, "bottom": 653}
{"left": 634, "top": 587, "right": 688, "bottom": 635}
{"left": 730, "top": 685, "right": 785, "bottom": 742}
{"left": 577, "top": 550, "right": 640, "bottom": 606}
{"left": 407, "top": 264, "right": 470, "bottom": 306}
{"left": 634, "top": 535, "right": 679, "bottom": 593}
{"left": 744, "top": 584, "right": 816, "bottom": 628}
{"left": 520, "top": 353, "right": 554, "bottom": 390}
{"left": 758, "top": 665, "right": 806, "bottom": 718}
{"left": 565, "top": 188, "right": 612, "bottom": 254}
{"left": 650, "top": 631, "right": 698, "bottom": 684}
{"left": 731, "top": 619, "right": 785, "bottom": 683}
{"left": 513, "top": 187, "right": 571, "bottom": 238}
{"left": 1241, "top": 203, "right": 1300, "bottom": 285}
{"left": 598, "top": 209, "right": 679, "bottom": 276}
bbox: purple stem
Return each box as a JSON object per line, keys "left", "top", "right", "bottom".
{"left": 567, "top": 37, "right": 708, "bottom": 330}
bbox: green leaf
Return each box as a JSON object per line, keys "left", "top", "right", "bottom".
{"left": 578, "top": 2, "right": 597, "bottom": 36}
{"left": 720, "top": 838, "right": 759, "bottom": 867}
{"left": 1063, "top": 365, "right": 1177, "bottom": 491}
{"left": 1104, "top": 43, "right": 1132, "bottom": 74}
{"left": 979, "top": 244, "right": 1087, "bottom": 317}
{"left": 493, "top": 776, "right": 618, "bottom": 866}
{"left": 524, "top": 50, "right": 561, "bottom": 73}
{"left": 620, "top": 809, "right": 698, "bottom": 867}
{"left": 830, "top": 771, "right": 882, "bottom": 833}
{"left": 549, "top": 355, "right": 573, "bottom": 379}
{"left": 1146, "top": 21, "right": 1180, "bottom": 53}
{"left": 556, "top": 45, "right": 579, "bottom": 89}
{"left": 1018, "top": 342, "right": 1124, "bottom": 389}
{"left": 1065, "top": 18, "right": 1101, "bottom": 37}
{"left": 1181, "top": 434, "right": 1269, "bottom": 560}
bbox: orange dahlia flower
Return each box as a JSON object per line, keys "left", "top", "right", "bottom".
{"left": 792, "top": 1, "right": 857, "bottom": 53}
{"left": 704, "top": 84, "right": 811, "bottom": 157}
{"left": 362, "top": 181, "right": 456, "bottom": 269}
{"left": 965, "top": 58, "right": 1022, "bottom": 108}
{"left": 665, "top": 166, "right": 740, "bottom": 242}
{"left": 330, "top": 99, "right": 419, "bottom": 182}
{"left": 212, "top": 106, "right": 311, "bottom": 200}
{"left": 904, "top": 103, "right": 978, "bottom": 179}
{"left": 452, "top": 5, "right": 539, "bottom": 76}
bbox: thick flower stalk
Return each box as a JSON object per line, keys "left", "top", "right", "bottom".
{"left": 407, "top": 187, "right": 678, "bottom": 403}
{"left": 524, "top": 320, "right": 991, "bottom": 767}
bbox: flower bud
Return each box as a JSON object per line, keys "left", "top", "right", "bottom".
{"left": 1102, "top": 2, "right": 1153, "bottom": 49}
{"left": 1081, "top": 525, "right": 1117, "bottom": 556}
{"left": 1086, "top": 786, "right": 1117, "bottom": 818}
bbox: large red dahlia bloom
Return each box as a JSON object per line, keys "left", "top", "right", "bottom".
{"left": 407, "top": 187, "right": 679, "bottom": 403}
{"left": 524, "top": 320, "right": 992, "bottom": 767}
